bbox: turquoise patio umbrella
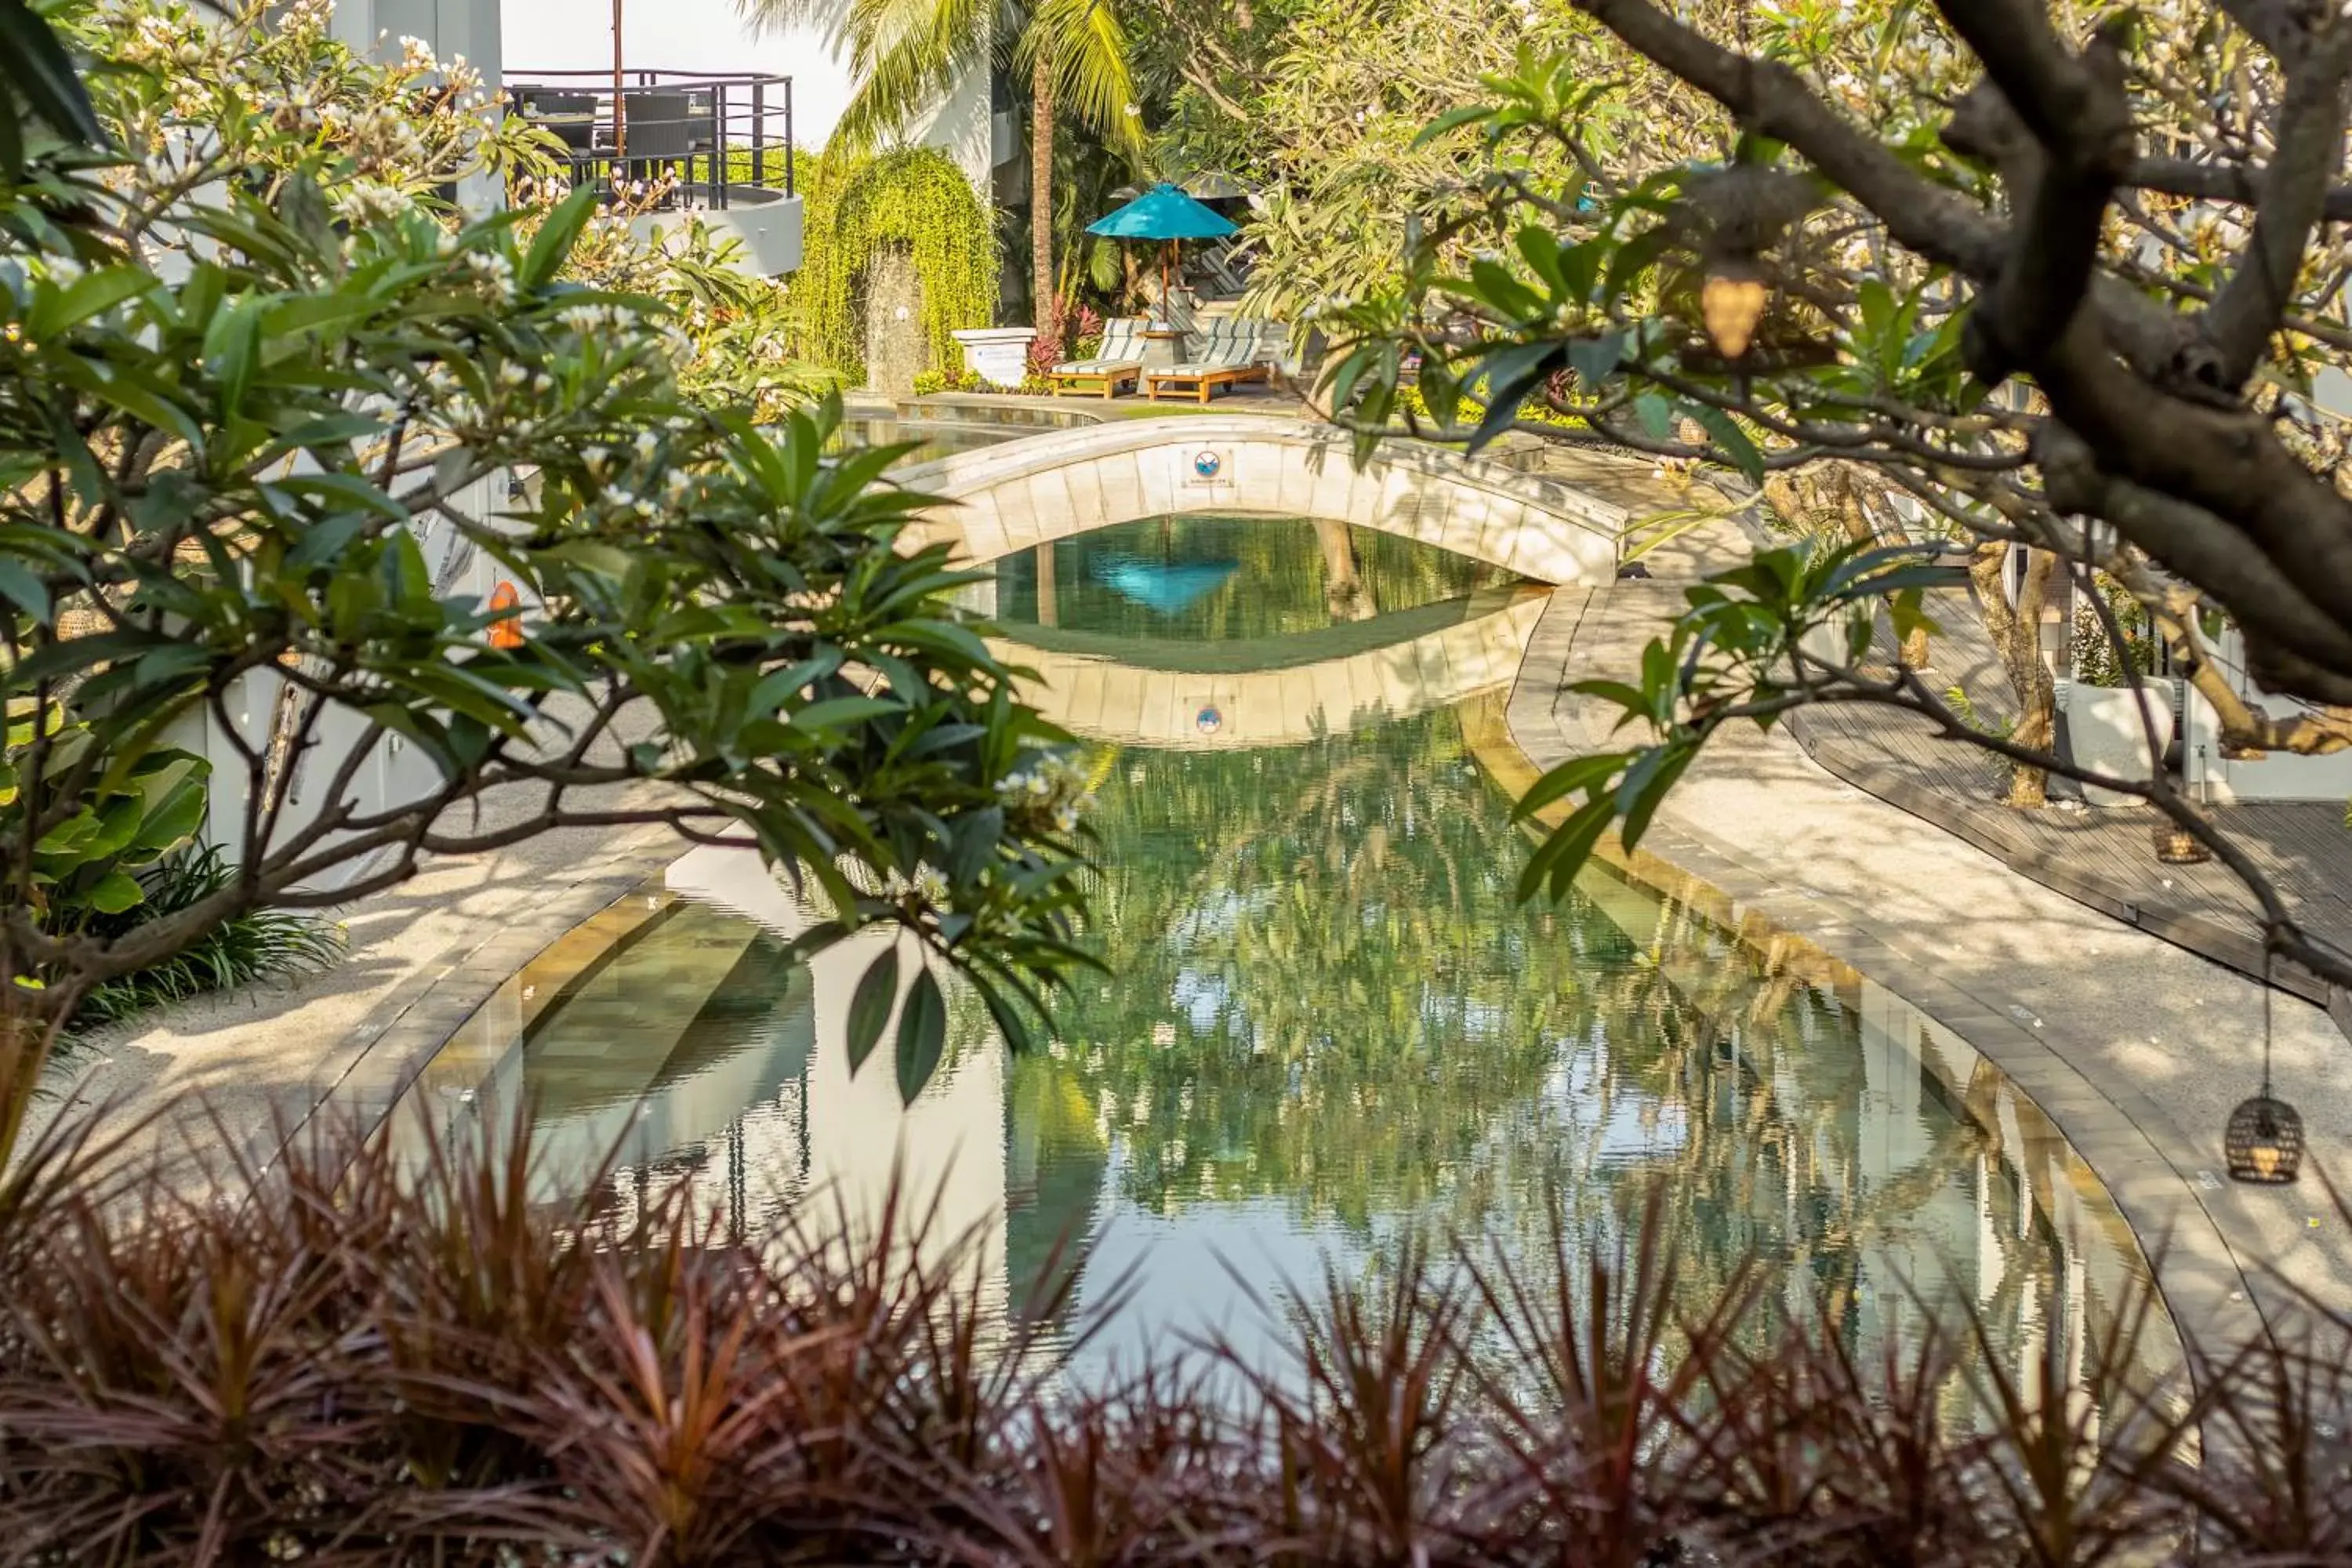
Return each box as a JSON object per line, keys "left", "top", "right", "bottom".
{"left": 1091, "top": 552, "right": 1241, "bottom": 615}
{"left": 1087, "top": 182, "right": 1240, "bottom": 323}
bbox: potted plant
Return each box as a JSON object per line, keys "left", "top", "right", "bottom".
{"left": 2062, "top": 575, "right": 2174, "bottom": 806}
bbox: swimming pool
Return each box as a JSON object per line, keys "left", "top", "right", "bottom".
{"left": 398, "top": 516, "right": 2167, "bottom": 1390}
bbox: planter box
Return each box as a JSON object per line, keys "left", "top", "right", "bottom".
{"left": 952, "top": 327, "right": 1038, "bottom": 390}
{"left": 2063, "top": 678, "right": 2176, "bottom": 806}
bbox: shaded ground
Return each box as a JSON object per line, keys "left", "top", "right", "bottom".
{"left": 33, "top": 775, "right": 684, "bottom": 1183}
{"left": 1788, "top": 601, "right": 2352, "bottom": 1017}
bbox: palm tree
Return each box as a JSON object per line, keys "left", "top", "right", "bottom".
{"left": 745, "top": 0, "right": 1142, "bottom": 334}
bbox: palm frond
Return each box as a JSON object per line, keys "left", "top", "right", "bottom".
{"left": 803, "top": 0, "right": 995, "bottom": 155}
{"left": 1019, "top": 0, "right": 1143, "bottom": 154}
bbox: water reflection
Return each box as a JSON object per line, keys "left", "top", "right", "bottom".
{"left": 396, "top": 519, "right": 2168, "bottom": 1395}
{"left": 986, "top": 514, "right": 1506, "bottom": 641}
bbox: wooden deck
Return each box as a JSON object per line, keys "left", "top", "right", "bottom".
{"left": 1780, "top": 598, "right": 2352, "bottom": 1024}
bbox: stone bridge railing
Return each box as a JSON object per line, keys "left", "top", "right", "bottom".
{"left": 894, "top": 415, "right": 1628, "bottom": 584}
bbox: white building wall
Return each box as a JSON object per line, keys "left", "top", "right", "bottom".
{"left": 905, "top": 41, "right": 995, "bottom": 196}
{"left": 331, "top": 0, "right": 502, "bottom": 84}
{"left": 2181, "top": 626, "right": 2352, "bottom": 802}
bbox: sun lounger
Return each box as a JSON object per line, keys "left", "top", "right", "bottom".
{"left": 1047, "top": 318, "right": 1147, "bottom": 398}
{"left": 1142, "top": 318, "right": 1275, "bottom": 405}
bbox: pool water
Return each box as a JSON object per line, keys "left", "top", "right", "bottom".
{"left": 837, "top": 415, "right": 1019, "bottom": 468}
{"left": 403, "top": 517, "right": 2164, "bottom": 1386}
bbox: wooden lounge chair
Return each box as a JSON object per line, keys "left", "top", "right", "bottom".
{"left": 1142, "top": 318, "right": 1274, "bottom": 405}
{"left": 1047, "top": 318, "right": 1147, "bottom": 399}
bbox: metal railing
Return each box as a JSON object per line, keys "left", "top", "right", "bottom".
{"left": 507, "top": 70, "right": 794, "bottom": 211}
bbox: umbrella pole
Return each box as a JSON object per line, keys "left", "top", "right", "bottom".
{"left": 612, "top": 0, "right": 626, "bottom": 162}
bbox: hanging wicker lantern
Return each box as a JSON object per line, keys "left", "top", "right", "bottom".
{"left": 1677, "top": 163, "right": 1816, "bottom": 365}
{"left": 1700, "top": 262, "right": 1769, "bottom": 360}
{"left": 2153, "top": 817, "right": 2213, "bottom": 864}
{"left": 2227, "top": 946, "right": 2303, "bottom": 1184}
{"left": 2225, "top": 1094, "right": 2303, "bottom": 1184}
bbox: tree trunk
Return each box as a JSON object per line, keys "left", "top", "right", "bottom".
{"left": 0, "top": 978, "right": 64, "bottom": 1173}
{"left": 1969, "top": 543, "right": 2057, "bottom": 808}
{"left": 1902, "top": 622, "right": 1933, "bottom": 672}
{"left": 1317, "top": 519, "right": 1372, "bottom": 621}
{"left": 1031, "top": 53, "right": 1055, "bottom": 337}
{"left": 1820, "top": 463, "right": 1933, "bottom": 669}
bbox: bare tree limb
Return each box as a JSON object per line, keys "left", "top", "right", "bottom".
{"left": 2201, "top": 28, "right": 2352, "bottom": 386}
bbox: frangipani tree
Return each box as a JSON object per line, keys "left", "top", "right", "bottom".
{"left": 0, "top": 0, "right": 1091, "bottom": 1137}
{"left": 745, "top": 0, "right": 1143, "bottom": 334}
{"left": 1312, "top": 0, "right": 2352, "bottom": 992}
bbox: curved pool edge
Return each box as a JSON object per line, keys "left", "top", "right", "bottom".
{"left": 303, "top": 593, "right": 2259, "bottom": 1372}
{"left": 1501, "top": 586, "right": 2267, "bottom": 1365}
{"left": 289, "top": 819, "right": 688, "bottom": 1169}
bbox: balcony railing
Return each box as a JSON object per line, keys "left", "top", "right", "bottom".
{"left": 507, "top": 70, "right": 794, "bottom": 212}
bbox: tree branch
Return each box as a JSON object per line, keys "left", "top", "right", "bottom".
{"left": 2126, "top": 154, "right": 2352, "bottom": 223}
{"left": 2201, "top": 29, "right": 2352, "bottom": 387}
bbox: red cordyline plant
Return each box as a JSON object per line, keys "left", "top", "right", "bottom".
{"left": 2, "top": 1102, "right": 2351, "bottom": 1567}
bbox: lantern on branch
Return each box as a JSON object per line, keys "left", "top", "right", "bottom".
{"left": 2225, "top": 947, "right": 2304, "bottom": 1185}
{"left": 1675, "top": 162, "right": 1817, "bottom": 363}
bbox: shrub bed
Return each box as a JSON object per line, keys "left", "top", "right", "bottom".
{"left": 0, "top": 1109, "right": 2346, "bottom": 1565}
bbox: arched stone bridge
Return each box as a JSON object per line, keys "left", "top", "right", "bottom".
{"left": 895, "top": 415, "right": 1628, "bottom": 583}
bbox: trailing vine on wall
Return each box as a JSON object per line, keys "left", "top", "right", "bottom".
{"left": 793, "top": 147, "right": 996, "bottom": 383}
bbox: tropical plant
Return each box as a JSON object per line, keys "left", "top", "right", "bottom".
{"left": 7, "top": 1089, "right": 2352, "bottom": 1566}
{"left": 0, "top": 0, "right": 103, "bottom": 177}
{"left": 561, "top": 205, "right": 844, "bottom": 420}
{"left": 793, "top": 147, "right": 1000, "bottom": 381}
{"left": 746, "top": 0, "right": 1145, "bottom": 332}
{"left": 2, "top": 709, "right": 207, "bottom": 934}
{"left": 2070, "top": 573, "right": 2161, "bottom": 690}
{"left": 67, "top": 846, "right": 346, "bottom": 1030}
{"left": 0, "top": 0, "right": 1091, "bottom": 1128}
{"left": 1128, "top": 0, "right": 1578, "bottom": 319}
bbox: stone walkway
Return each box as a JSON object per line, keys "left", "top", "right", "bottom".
{"left": 1505, "top": 580, "right": 2352, "bottom": 1350}
{"left": 38, "top": 789, "right": 686, "bottom": 1182}
{"left": 1785, "top": 608, "right": 2352, "bottom": 1025}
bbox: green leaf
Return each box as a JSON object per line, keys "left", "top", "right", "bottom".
{"left": 1634, "top": 394, "right": 1676, "bottom": 441}
{"left": 281, "top": 471, "right": 411, "bottom": 522}
{"left": 1618, "top": 743, "right": 1697, "bottom": 851}
{"left": 0, "top": 0, "right": 106, "bottom": 150}
{"left": 286, "top": 512, "right": 373, "bottom": 571}
{"left": 845, "top": 944, "right": 898, "bottom": 1076}
{"left": 1690, "top": 406, "right": 1765, "bottom": 485}
{"left": 521, "top": 184, "right": 599, "bottom": 290}
{"left": 0, "top": 89, "right": 24, "bottom": 183}
{"left": 1411, "top": 103, "right": 1497, "bottom": 150}
{"left": 947, "top": 805, "right": 1003, "bottom": 885}
{"left": 1468, "top": 258, "right": 1544, "bottom": 321}
{"left": 1512, "top": 750, "right": 1624, "bottom": 823}
{"left": 978, "top": 975, "right": 1038, "bottom": 1057}
{"left": 202, "top": 296, "right": 264, "bottom": 415}
{"left": 33, "top": 266, "right": 156, "bottom": 338}
{"left": 1602, "top": 225, "right": 1671, "bottom": 303}
{"left": 894, "top": 965, "right": 946, "bottom": 1105}
{"left": 83, "top": 869, "right": 145, "bottom": 916}
{"left": 0, "top": 557, "right": 50, "bottom": 621}
{"left": 281, "top": 172, "right": 336, "bottom": 255}
{"left": 1516, "top": 794, "right": 1614, "bottom": 904}
{"left": 792, "top": 695, "right": 900, "bottom": 732}
{"left": 748, "top": 649, "right": 846, "bottom": 716}
{"left": 1567, "top": 330, "right": 1626, "bottom": 388}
